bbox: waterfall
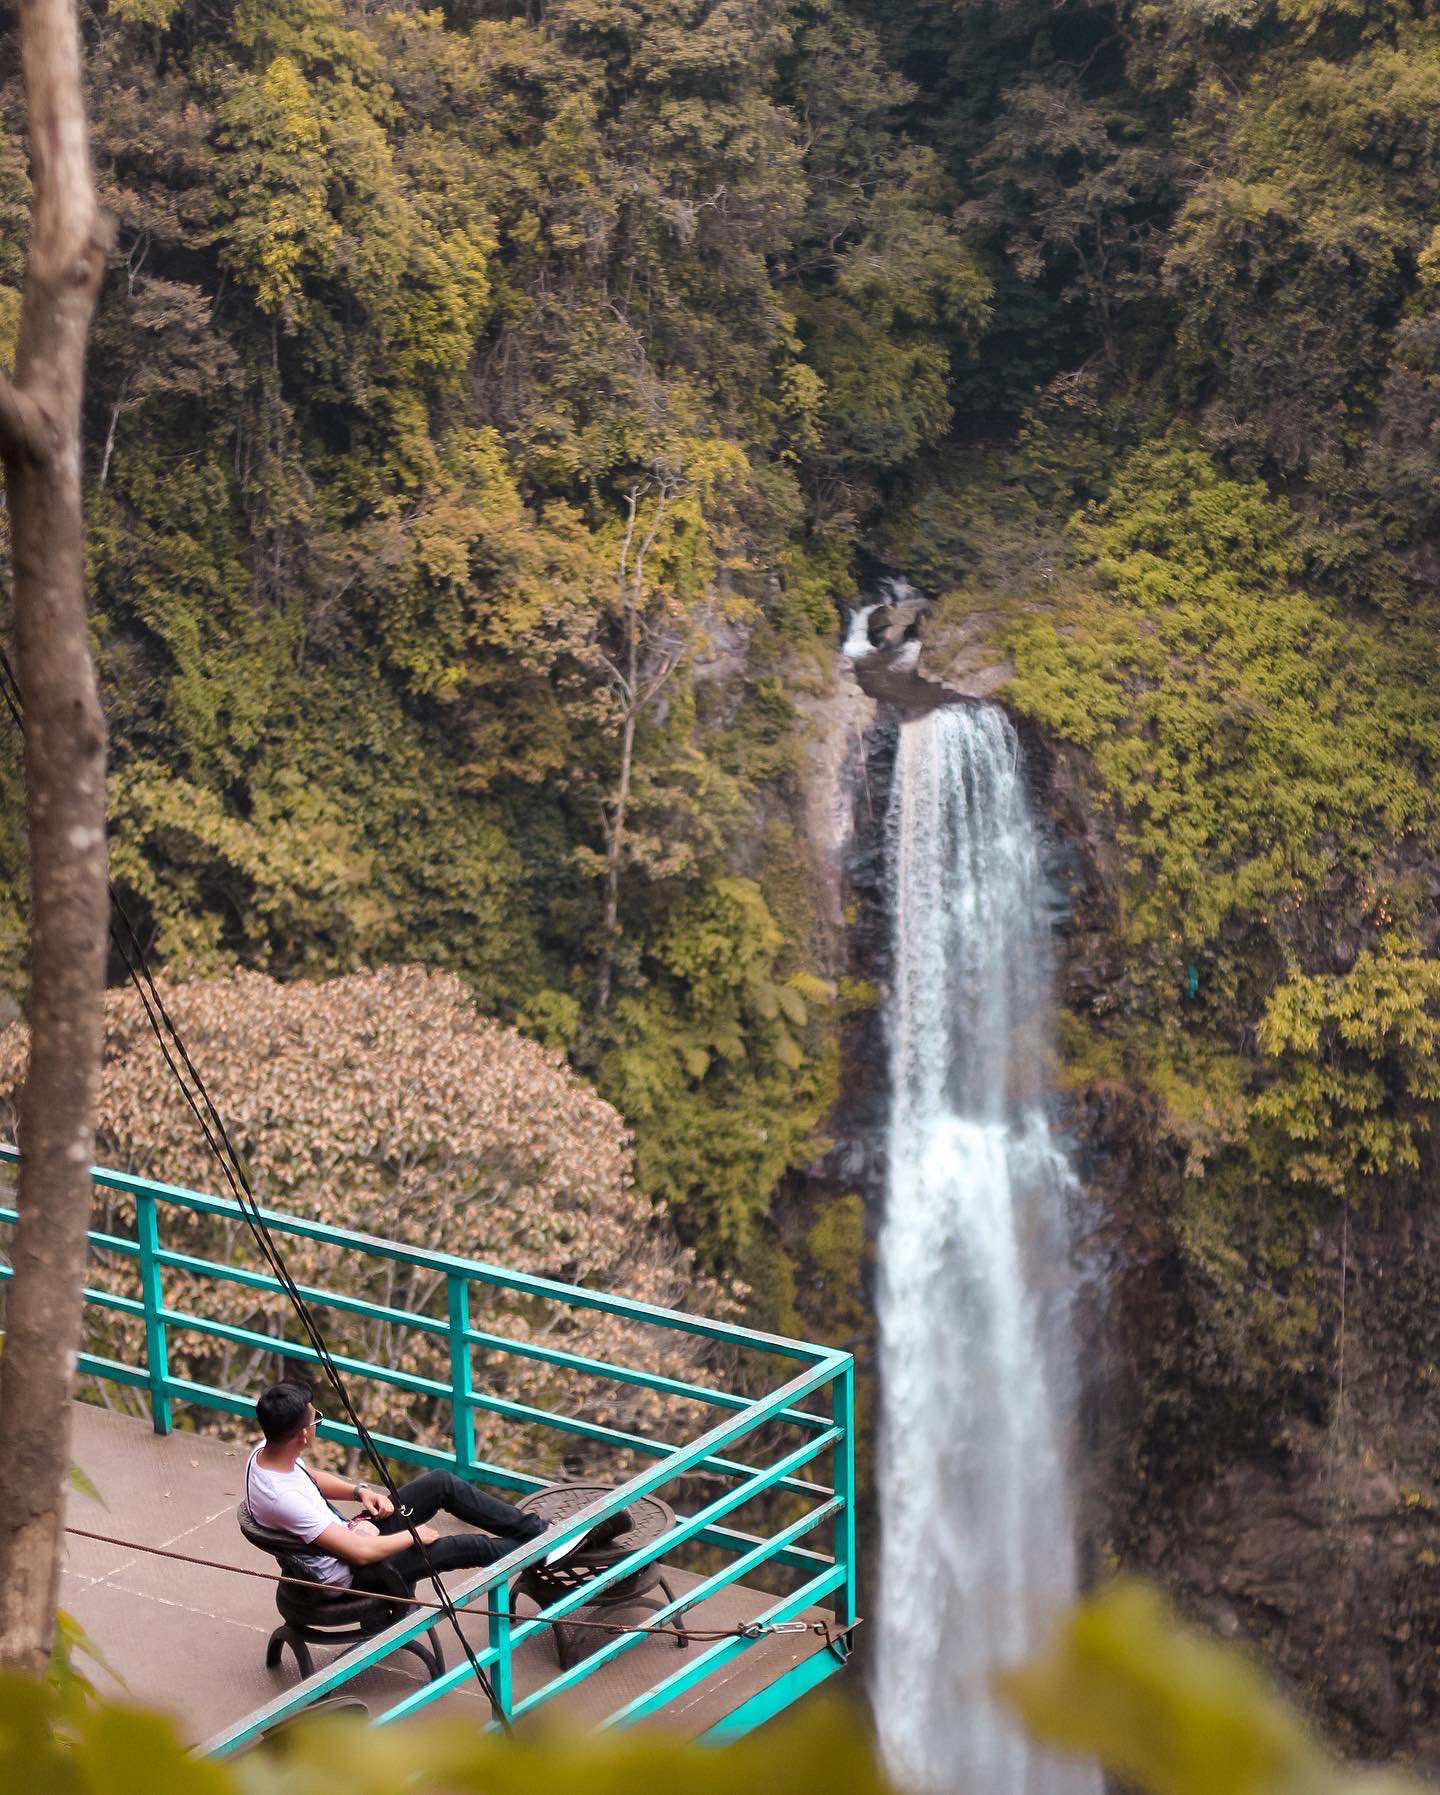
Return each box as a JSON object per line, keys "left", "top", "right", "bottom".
{"left": 842, "top": 601, "right": 880, "bottom": 659}
{"left": 873, "top": 704, "right": 1098, "bottom": 1795}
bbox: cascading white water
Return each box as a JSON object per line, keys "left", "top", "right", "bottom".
{"left": 843, "top": 601, "right": 880, "bottom": 659}
{"left": 873, "top": 703, "right": 1098, "bottom": 1795}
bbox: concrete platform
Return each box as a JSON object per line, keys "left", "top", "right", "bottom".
{"left": 62, "top": 1402, "right": 836, "bottom": 1745}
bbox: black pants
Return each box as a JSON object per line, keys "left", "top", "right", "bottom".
{"left": 352, "top": 1470, "right": 545, "bottom": 1590}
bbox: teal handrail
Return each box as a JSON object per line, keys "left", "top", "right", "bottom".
{"left": 0, "top": 1146, "right": 856, "bottom": 1747}
{"left": 202, "top": 1352, "right": 846, "bottom": 1752}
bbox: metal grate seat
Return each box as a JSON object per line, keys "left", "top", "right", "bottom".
{"left": 515, "top": 1484, "right": 690, "bottom": 1671}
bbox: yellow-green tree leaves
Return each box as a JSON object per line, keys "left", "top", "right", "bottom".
{"left": 216, "top": 56, "right": 337, "bottom": 325}
{"left": 1256, "top": 941, "right": 1440, "bottom": 1201}
{"left": 1008, "top": 439, "right": 1440, "bottom": 961}
{"left": 601, "top": 876, "right": 835, "bottom": 1263}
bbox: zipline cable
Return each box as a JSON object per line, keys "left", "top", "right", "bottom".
{"left": 0, "top": 646, "right": 511, "bottom": 1725}
{"left": 98, "top": 902, "right": 513, "bottom": 1723}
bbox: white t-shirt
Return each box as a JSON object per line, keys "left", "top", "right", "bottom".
{"left": 244, "top": 1448, "right": 352, "bottom": 1587}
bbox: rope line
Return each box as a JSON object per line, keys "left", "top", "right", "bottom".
{"left": 0, "top": 646, "right": 508, "bottom": 1724}
{"left": 63, "top": 1524, "right": 844, "bottom": 1646}
{"left": 0, "top": 648, "right": 860, "bottom": 1711}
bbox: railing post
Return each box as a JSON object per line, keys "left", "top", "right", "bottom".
{"left": 831, "top": 1356, "right": 856, "bottom": 1634}
{"left": 447, "top": 1274, "right": 475, "bottom": 1473}
{"left": 135, "top": 1190, "right": 172, "bottom": 1434}
{"left": 486, "top": 1575, "right": 513, "bottom": 1723}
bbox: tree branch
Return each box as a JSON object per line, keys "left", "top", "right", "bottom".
{"left": 638, "top": 646, "right": 684, "bottom": 707}
{"left": 616, "top": 484, "right": 642, "bottom": 594}
{"left": 0, "top": 370, "right": 53, "bottom": 465}
{"left": 629, "top": 479, "right": 671, "bottom": 599}
{"left": 590, "top": 647, "right": 631, "bottom": 696}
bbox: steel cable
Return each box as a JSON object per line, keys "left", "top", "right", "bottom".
{"left": 62, "top": 1523, "right": 842, "bottom": 1648}
{"left": 0, "top": 645, "right": 511, "bottom": 1722}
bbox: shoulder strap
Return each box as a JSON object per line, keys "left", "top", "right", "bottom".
{"left": 301, "top": 1460, "right": 347, "bottom": 1521}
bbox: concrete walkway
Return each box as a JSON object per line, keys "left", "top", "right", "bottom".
{"left": 62, "top": 1401, "right": 833, "bottom": 1747}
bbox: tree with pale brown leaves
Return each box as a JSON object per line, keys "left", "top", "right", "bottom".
{"left": 0, "top": 965, "right": 744, "bottom": 1473}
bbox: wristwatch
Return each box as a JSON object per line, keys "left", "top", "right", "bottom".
{"left": 352, "top": 1480, "right": 370, "bottom": 1501}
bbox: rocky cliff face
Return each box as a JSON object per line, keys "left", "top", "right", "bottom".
{"left": 791, "top": 663, "right": 878, "bottom": 950}
{"left": 1042, "top": 729, "right": 1440, "bottom": 1774}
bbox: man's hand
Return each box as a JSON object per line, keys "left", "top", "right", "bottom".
{"left": 357, "top": 1485, "right": 394, "bottom": 1520}
{"left": 415, "top": 1524, "right": 439, "bottom": 1546}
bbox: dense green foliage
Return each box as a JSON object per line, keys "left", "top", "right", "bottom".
{"left": 0, "top": 0, "right": 990, "bottom": 1281}
{"left": 1009, "top": 441, "right": 1440, "bottom": 1205}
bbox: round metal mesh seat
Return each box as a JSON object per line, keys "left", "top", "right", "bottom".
{"left": 515, "top": 1484, "right": 690, "bottom": 1670}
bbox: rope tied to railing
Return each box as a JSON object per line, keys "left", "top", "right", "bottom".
{"left": 62, "top": 1524, "right": 854, "bottom": 1649}
{"left": 0, "top": 645, "right": 858, "bottom": 1723}
{"left": 0, "top": 645, "right": 512, "bottom": 1726}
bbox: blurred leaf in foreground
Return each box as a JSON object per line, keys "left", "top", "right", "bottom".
{"left": 11, "top": 1590, "right": 1436, "bottom": 1795}
{"left": 233, "top": 1701, "right": 891, "bottom": 1795}
{"left": 68, "top": 1463, "right": 105, "bottom": 1507}
{"left": 999, "top": 1580, "right": 1422, "bottom": 1795}
{"left": 49, "top": 1606, "right": 124, "bottom": 1716}
{"left": 0, "top": 1671, "right": 231, "bottom": 1795}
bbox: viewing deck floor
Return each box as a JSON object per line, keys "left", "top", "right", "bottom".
{"left": 62, "top": 1403, "right": 837, "bottom": 1749}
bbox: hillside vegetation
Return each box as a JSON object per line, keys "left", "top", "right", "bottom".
{"left": 0, "top": 0, "right": 999, "bottom": 1287}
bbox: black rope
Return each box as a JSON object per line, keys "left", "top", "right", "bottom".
{"left": 0, "top": 645, "right": 510, "bottom": 1725}
{"left": 61, "top": 1525, "right": 843, "bottom": 1648}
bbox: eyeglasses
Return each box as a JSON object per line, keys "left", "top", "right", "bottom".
{"left": 308, "top": 1408, "right": 324, "bottom": 1429}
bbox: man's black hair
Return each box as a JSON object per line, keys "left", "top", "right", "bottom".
{"left": 256, "top": 1379, "right": 313, "bottom": 1443}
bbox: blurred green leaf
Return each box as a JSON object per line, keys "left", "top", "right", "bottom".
{"left": 232, "top": 1703, "right": 892, "bottom": 1795}
{"left": 999, "top": 1581, "right": 1422, "bottom": 1795}
{"left": 11, "top": 1584, "right": 1438, "bottom": 1795}
{"left": 0, "top": 1674, "right": 76, "bottom": 1794}
{"left": 76, "top": 1704, "right": 233, "bottom": 1795}
{"left": 49, "top": 1608, "right": 124, "bottom": 1718}
{"left": 68, "top": 1465, "right": 105, "bottom": 1508}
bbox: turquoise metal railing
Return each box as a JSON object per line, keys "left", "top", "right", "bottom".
{"left": 0, "top": 1146, "right": 856, "bottom": 1748}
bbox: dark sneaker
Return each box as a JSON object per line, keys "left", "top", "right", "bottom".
{"left": 585, "top": 1508, "right": 632, "bottom": 1550}
{"left": 542, "top": 1508, "right": 633, "bottom": 1567}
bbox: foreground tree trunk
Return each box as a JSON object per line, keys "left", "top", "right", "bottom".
{"left": 0, "top": 0, "right": 111, "bottom": 1675}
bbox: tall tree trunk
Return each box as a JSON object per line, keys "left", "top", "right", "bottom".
{"left": 592, "top": 477, "right": 671, "bottom": 1016}
{"left": 0, "top": 0, "right": 111, "bottom": 1676}
{"left": 594, "top": 704, "right": 637, "bottom": 1015}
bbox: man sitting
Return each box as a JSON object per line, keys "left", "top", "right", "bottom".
{"left": 244, "top": 1381, "right": 619, "bottom": 1591}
